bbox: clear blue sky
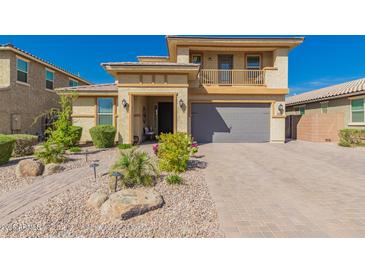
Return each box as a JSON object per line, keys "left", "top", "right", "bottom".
{"left": 1, "top": 35, "right": 365, "bottom": 95}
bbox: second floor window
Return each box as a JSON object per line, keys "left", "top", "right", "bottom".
{"left": 246, "top": 55, "right": 261, "bottom": 69}
{"left": 351, "top": 98, "right": 364, "bottom": 123}
{"left": 17, "top": 58, "right": 28, "bottom": 83}
{"left": 191, "top": 54, "right": 202, "bottom": 64}
{"left": 69, "top": 79, "right": 78, "bottom": 87}
{"left": 45, "top": 69, "right": 54, "bottom": 90}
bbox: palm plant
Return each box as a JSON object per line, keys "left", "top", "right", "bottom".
{"left": 111, "top": 147, "right": 159, "bottom": 187}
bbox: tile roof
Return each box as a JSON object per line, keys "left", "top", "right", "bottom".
{"left": 56, "top": 83, "right": 117, "bottom": 92}
{"left": 0, "top": 43, "right": 92, "bottom": 84}
{"left": 286, "top": 77, "right": 365, "bottom": 106}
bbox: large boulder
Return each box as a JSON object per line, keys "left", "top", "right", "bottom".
{"left": 87, "top": 191, "right": 109, "bottom": 209}
{"left": 100, "top": 188, "right": 164, "bottom": 220}
{"left": 43, "top": 163, "right": 65, "bottom": 176}
{"left": 15, "top": 159, "right": 44, "bottom": 177}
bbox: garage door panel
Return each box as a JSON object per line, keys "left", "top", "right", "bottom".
{"left": 191, "top": 103, "right": 270, "bottom": 143}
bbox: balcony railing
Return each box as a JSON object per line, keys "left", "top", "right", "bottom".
{"left": 199, "top": 69, "right": 265, "bottom": 86}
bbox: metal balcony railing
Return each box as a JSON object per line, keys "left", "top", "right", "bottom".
{"left": 199, "top": 69, "right": 265, "bottom": 86}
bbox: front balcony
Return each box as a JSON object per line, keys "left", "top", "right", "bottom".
{"left": 199, "top": 69, "right": 265, "bottom": 86}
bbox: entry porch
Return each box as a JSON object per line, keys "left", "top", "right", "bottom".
{"left": 118, "top": 89, "right": 188, "bottom": 144}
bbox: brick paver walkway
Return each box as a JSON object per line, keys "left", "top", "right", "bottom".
{"left": 0, "top": 154, "right": 116, "bottom": 226}
{"left": 200, "top": 141, "right": 365, "bottom": 237}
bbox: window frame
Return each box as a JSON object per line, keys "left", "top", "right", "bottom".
{"left": 97, "top": 97, "right": 114, "bottom": 126}
{"left": 45, "top": 68, "right": 55, "bottom": 90}
{"left": 246, "top": 54, "right": 261, "bottom": 70}
{"left": 191, "top": 53, "right": 202, "bottom": 65}
{"left": 69, "top": 79, "right": 78, "bottom": 87}
{"left": 295, "top": 105, "right": 306, "bottom": 115}
{"left": 349, "top": 97, "right": 365, "bottom": 125}
{"left": 320, "top": 101, "right": 328, "bottom": 114}
{"left": 16, "top": 57, "right": 29, "bottom": 84}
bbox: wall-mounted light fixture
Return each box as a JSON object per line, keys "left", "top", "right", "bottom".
{"left": 122, "top": 98, "right": 128, "bottom": 108}
{"left": 278, "top": 103, "right": 284, "bottom": 114}
{"left": 179, "top": 99, "right": 184, "bottom": 108}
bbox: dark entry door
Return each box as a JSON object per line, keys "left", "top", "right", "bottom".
{"left": 158, "top": 102, "right": 173, "bottom": 134}
{"left": 218, "top": 55, "right": 233, "bottom": 84}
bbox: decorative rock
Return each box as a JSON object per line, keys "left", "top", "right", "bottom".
{"left": 15, "top": 159, "right": 44, "bottom": 178}
{"left": 87, "top": 191, "right": 108, "bottom": 209}
{"left": 43, "top": 163, "right": 65, "bottom": 176}
{"left": 100, "top": 188, "right": 164, "bottom": 220}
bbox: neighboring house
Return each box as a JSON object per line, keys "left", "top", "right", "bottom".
{"left": 59, "top": 36, "right": 303, "bottom": 144}
{"left": 0, "top": 44, "right": 91, "bottom": 136}
{"left": 286, "top": 77, "right": 365, "bottom": 142}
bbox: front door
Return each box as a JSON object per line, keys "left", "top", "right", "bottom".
{"left": 218, "top": 55, "right": 233, "bottom": 84}
{"left": 158, "top": 102, "right": 173, "bottom": 135}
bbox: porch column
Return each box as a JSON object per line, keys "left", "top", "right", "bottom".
{"left": 118, "top": 87, "right": 132, "bottom": 144}
{"left": 176, "top": 87, "right": 188, "bottom": 133}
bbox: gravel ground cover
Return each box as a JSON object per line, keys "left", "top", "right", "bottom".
{"left": 0, "top": 147, "right": 111, "bottom": 196}
{"left": 0, "top": 158, "right": 222, "bottom": 238}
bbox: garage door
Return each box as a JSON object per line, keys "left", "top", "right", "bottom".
{"left": 191, "top": 103, "right": 270, "bottom": 143}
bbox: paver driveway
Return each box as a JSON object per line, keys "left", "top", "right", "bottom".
{"left": 199, "top": 141, "right": 365, "bottom": 237}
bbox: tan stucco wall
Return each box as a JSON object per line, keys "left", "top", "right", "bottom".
{"left": 265, "top": 48, "right": 288, "bottom": 89}
{"left": 177, "top": 47, "right": 189, "bottom": 63}
{"left": 0, "top": 51, "right": 11, "bottom": 88}
{"left": 71, "top": 96, "right": 119, "bottom": 143}
{"left": 201, "top": 51, "right": 273, "bottom": 70}
{"left": 72, "top": 97, "right": 95, "bottom": 142}
{"left": 0, "top": 50, "right": 89, "bottom": 135}
{"left": 286, "top": 96, "right": 365, "bottom": 129}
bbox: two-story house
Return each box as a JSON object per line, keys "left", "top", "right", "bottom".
{"left": 59, "top": 36, "right": 303, "bottom": 144}
{"left": 0, "top": 44, "right": 91, "bottom": 136}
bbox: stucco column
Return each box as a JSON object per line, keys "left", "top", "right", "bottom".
{"left": 177, "top": 47, "right": 190, "bottom": 63}
{"left": 176, "top": 87, "right": 188, "bottom": 133}
{"left": 118, "top": 87, "right": 130, "bottom": 144}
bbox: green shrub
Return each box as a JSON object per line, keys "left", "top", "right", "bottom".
{"left": 166, "top": 173, "right": 183, "bottom": 185}
{"left": 111, "top": 147, "right": 158, "bottom": 187}
{"left": 157, "top": 132, "right": 193, "bottom": 173}
{"left": 35, "top": 142, "right": 65, "bottom": 164}
{"left": 8, "top": 134, "right": 38, "bottom": 157}
{"left": 118, "top": 143, "right": 133, "bottom": 150}
{"left": 339, "top": 129, "right": 365, "bottom": 147}
{"left": 68, "top": 146, "right": 81, "bottom": 153}
{"left": 89, "top": 125, "right": 116, "bottom": 148}
{"left": 70, "top": 126, "right": 82, "bottom": 146}
{"left": 45, "top": 95, "right": 81, "bottom": 149}
{"left": 0, "top": 135, "right": 15, "bottom": 165}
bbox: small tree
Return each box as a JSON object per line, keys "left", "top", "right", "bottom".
{"left": 35, "top": 92, "right": 79, "bottom": 163}
{"left": 47, "top": 94, "right": 79, "bottom": 148}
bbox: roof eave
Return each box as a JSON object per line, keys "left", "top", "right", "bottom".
{"left": 286, "top": 90, "right": 365, "bottom": 106}
{"left": 166, "top": 36, "right": 304, "bottom": 62}
{"left": 0, "top": 45, "right": 92, "bottom": 85}
{"left": 102, "top": 63, "right": 200, "bottom": 80}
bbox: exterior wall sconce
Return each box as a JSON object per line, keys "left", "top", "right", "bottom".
{"left": 179, "top": 99, "right": 184, "bottom": 108}
{"left": 122, "top": 98, "right": 128, "bottom": 108}
{"left": 278, "top": 103, "right": 284, "bottom": 114}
